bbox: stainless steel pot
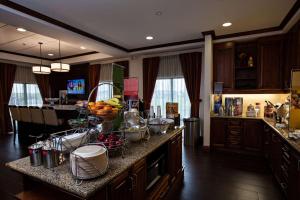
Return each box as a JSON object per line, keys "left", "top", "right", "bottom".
{"left": 42, "top": 147, "right": 59, "bottom": 169}
{"left": 28, "top": 144, "right": 43, "bottom": 167}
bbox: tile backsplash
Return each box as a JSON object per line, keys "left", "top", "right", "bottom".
{"left": 211, "top": 93, "right": 289, "bottom": 117}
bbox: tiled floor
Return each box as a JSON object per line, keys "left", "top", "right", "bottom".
{"left": 0, "top": 134, "right": 283, "bottom": 200}
{"left": 171, "top": 147, "right": 284, "bottom": 200}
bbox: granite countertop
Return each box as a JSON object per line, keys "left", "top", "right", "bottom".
{"left": 6, "top": 127, "right": 184, "bottom": 199}
{"left": 262, "top": 118, "right": 300, "bottom": 153}
{"left": 211, "top": 114, "right": 300, "bottom": 153}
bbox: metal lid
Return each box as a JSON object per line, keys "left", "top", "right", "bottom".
{"left": 183, "top": 118, "right": 200, "bottom": 122}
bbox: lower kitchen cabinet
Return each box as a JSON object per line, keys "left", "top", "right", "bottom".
{"left": 168, "top": 134, "right": 183, "bottom": 183}
{"left": 243, "top": 119, "right": 263, "bottom": 151}
{"left": 288, "top": 151, "right": 300, "bottom": 200}
{"left": 210, "top": 118, "right": 227, "bottom": 148}
{"left": 131, "top": 159, "right": 147, "bottom": 200}
{"left": 109, "top": 170, "right": 133, "bottom": 200}
{"left": 210, "top": 118, "right": 263, "bottom": 152}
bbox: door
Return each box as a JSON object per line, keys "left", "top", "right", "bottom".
{"left": 270, "top": 132, "right": 282, "bottom": 180}
{"left": 288, "top": 151, "right": 300, "bottom": 200}
{"left": 213, "top": 42, "right": 235, "bottom": 90}
{"left": 258, "top": 36, "right": 283, "bottom": 89}
{"left": 210, "top": 118, "right": 227, "bottom": 148}
{"left": 243, "top": 119, "right": 263, "bottom": 151}
{"left": 109, "top": 170, "right": 132, "bottom": 200}
{"left": 131, "top": 159, "right": 147, "bottom": 200}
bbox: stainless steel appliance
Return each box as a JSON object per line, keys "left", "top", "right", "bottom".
{"left": 146, "top": 147, "right": 167, "bottom": 191}
{"left": 28, "top": 143, "right": 43, "bottom": 167}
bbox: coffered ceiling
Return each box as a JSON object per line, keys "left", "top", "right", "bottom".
{"left": 0, "top": 0, "right": 299, "bottom": 62}
{"left": 0, "top": 22, "right": 100, "bottom": 60}
{"left": 7, "top": 0, "right": 298, "bottom": 50}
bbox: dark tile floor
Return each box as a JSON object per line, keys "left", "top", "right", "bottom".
{"left": 0, "top": 134, "right": 283, "bottom": 200}
{"left": 171, "top": 147, "right": 284, "bottom": 200}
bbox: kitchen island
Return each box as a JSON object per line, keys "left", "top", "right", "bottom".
{"left": 7, "top": 127, "right": 184, "bottom": 200}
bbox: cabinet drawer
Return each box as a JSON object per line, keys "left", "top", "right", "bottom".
{"left": 228, "top": 119, "right": 242, "bottom": 127}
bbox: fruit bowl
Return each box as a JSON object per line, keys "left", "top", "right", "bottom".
{"left": 97, "top": 132, "right": 126, "bottom": 157}
{"left": 88, "top": 98, "right": 122, "bottom": 121}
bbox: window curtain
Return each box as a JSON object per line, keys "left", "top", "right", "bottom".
{"left": 179, "top": 52, "right": 202, "bottom": 117}
{"left": 115, "top": 60, "right": 129, "bottom": 78}
{"left": 0, "top": 63, "right": 17, "bottom": 134}
{"left": 88, "top": 64, "right": 101, "bottom": 102}
{"left": 158, "top": 55, "right": 183, "bottom": 78}
{"left": 15, "top": 66, "right": 37, "bottom": 84}
{"left": 35, "top": 74, "right": 52, "bottom": 103}
{"left": 143, "top": 57, "right": 160, "bottom": 110}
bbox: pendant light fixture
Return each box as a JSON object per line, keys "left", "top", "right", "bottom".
{"left": 51, "top": 40, "right": 70, "bottom": 72}
{"left": 32, "top": 42, "right": 51, "bottom": 74}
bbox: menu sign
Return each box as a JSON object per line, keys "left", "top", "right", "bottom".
{"left": 166, "top": 102, "right": 179, "bottom": 118}
{"left": 112, "top": 63, "right": 124, "bottom": 98}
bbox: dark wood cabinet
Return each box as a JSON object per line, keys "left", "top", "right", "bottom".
{"left": 288, "top": 151, "right": 300, "bottom": 200}
{"left": 109, "top": 170, "right": 132, "bottom": 200}
{"left": 270, "top": 132, "right": 283, "bottom": 181}
{"left": 168, "top": 134, "right": 182, "bottom": 183}
{"left": 213, "top": 42, "right": 235, "bottom": 91}
{"left": 283, "top": 22, "right": 300, "bottom": 89}
{"left": 131, "top": 159, "right": 147, "bottom": 200}
{"left": 263, "top": 124, "right": 272, "bottom": 160}
{"left": 243, "top": 119, "right": 263, "bottom": 151}
{"left": 258, "top": 36, "right": 283, "bottom": 90}
{"left": 210, "top": 118, "right": 227, "bottom": 147}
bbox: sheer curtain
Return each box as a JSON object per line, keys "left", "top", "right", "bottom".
{"left": 151, "top": 55, "right": 191, "bottom": 119}
{"left": 96, "top": 63, "right": 113, "bottom": 101}
{"left": 9, "top": 66, "right": 43, "bottom": 106}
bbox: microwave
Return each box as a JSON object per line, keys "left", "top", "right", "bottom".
{"left": 146, "top": 153, "right": 166, "bottom": 191}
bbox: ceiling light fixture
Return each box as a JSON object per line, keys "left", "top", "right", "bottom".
{"left": 32, "top": 42, "right": 51, "bottom": 74}
{"left": 16, "top": 27, "right": 27, "bottom": 32}
{"left": 222, "top": 22, "right": 232, "bottom": 27}
{"left": 51, "top": 40, "right": 70, "bottom": 72}
{"left": 146, "top": 36, "right": 154, "bottom": 40}
{"left": 80, "top": 46, "right": 86, "bottom": 50}
{"left": 48, "top": 53, "right": 54, "bottom": 56}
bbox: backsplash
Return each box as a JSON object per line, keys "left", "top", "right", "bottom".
{"left": 211, "top": 93, "right": 289, "bottom": 117}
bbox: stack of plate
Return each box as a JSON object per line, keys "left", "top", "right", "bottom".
{"left": 70, "top": 145, "right": 108, "bottom": 179}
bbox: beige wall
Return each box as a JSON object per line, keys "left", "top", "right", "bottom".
{"left": 211, "top": 93, "right": 289, "bottom": 117}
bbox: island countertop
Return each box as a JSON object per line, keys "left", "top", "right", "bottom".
{"left": 6, "top": 127, "right": 184, "bottom": 199}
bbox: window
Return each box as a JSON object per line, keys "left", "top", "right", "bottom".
{"left": 96, "top": 82, "right": 113, "bottom": 101}
{"left": 9, "top": 83, "right": 43, "bottom": 106}
{"left": 151, "top": 78, "right": 191, "bottom": 119}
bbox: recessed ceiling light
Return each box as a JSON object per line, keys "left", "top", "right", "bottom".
{"left": 222, "top": 22, "right": 232, "bottom": 27}
{"left": 48, "top": 53, "right": 54, "bottom": 56}
{"left": 146, "top": 36, "right": 154, "bottom": 40}
{"left": 80, "top": 46, "right": 86, "bottom": 50}
{"left": 16, "top": 27, "right": 27, "bottom": 32}
{"left": 155, "top": 11, "right": 162, "bottom": 16}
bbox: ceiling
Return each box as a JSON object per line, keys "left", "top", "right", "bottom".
{"left": 0, "top": 22, "right": 98, "bottom": 60}
{"left": 7, "top": 0, "right": 297, "bottom": 50}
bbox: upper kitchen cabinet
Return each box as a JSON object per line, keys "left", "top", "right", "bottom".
{"left": 283, "top": 22, "right": 300, "bottom": 89}
{"left": 258, "top": 36, "right": 284, "bottom": 90}
{"left": 213, "top": 42, "right": 235, "bottom": 92}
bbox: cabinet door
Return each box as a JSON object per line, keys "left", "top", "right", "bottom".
{"left": 213, "top": 42, "right": 235, "bottom": 90}
{"left": 210, "top": 118, "right": 227, "bottom": 148}
{"left": 258, "top": 36, "right": 283, "bottom": 89}
{"left": 263, "top": 124, "right": 272, "bottom": 159}
{"left": 176, "top": 134, "right": 182, "bottom": 175}
{"left": 132, "top": 159, "right": 146, "bottom": 200}
{"left": 109, "top": 170, "right": 132, "bottom": 200}
{"left": 243, "top": 120, "right": 263, "bottom": 151}
{"left": 168, "top": 135, "right": 178, "bottom": 182}
{"left": 288, "top": 152, "right": 300, "bottom": 200}
{"left": 270, "top": 132, "right": 282, "bottom": 180}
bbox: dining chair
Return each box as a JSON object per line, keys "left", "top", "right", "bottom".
{"left": 42, "top": 107, "right": 64, "bottom": 134}
{"left": 9, "top": 106, "right": 21, "bottom": 144}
